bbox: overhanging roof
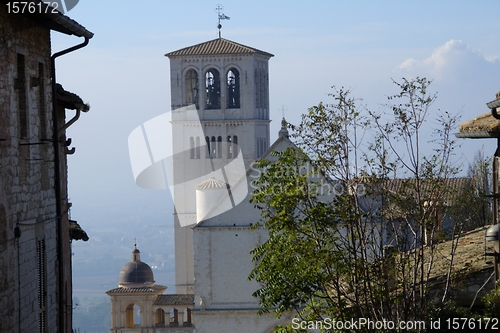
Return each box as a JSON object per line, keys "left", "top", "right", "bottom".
{"left": 456, "top": 112, "right": 500, "bottom": 139}
{"left": 0, "top": 0, "right": 93, "bottom": 38}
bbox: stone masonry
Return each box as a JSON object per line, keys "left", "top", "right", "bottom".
{"left": 0, "top": 3, "right": 92, "bottom": 332}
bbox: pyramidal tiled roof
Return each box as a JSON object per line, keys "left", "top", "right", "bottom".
{"left": 165, "top": 38, "right": 274, "bottom": 57}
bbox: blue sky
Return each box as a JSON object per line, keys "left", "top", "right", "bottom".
{"left": 52, "top": 0, "right": 500, "bottom": 273}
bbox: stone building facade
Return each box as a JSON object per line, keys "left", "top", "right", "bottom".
{"left": 0, "top": 2, "right": 92, "bottom": 332}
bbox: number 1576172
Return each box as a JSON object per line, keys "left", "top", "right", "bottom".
{"left": 6, "top": 2, "right": 59, "bottom": 14}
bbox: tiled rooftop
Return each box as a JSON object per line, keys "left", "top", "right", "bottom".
{"left": 106, "top": 285, "right": 166, "bottom": 294}
{"left": 165, "top": 38, "right": 274, "bottom": 57}
{"left": 459, "top": 112, "right": 500, "bottom": 135}
{"left": 153, "top": 294, "right": 195, "bottom": 306}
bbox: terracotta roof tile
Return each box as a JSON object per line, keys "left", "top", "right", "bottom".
{"left": 459, "top": 112, "right": 500, "bottom": 135}
{"left": 165, "top": 38, "right": 273, "bottom": 58}
{"left": 106, "top": 285, "right": 166, "bottom": 294}
{"left": 153, "top": 294, "right": 195, "bottom": 306}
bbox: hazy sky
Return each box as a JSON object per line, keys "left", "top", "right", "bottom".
{"left": 51, "top": 1, "right": 500, "bottom": 260}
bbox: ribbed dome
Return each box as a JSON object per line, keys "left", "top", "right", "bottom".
{"left": 118, "top": 245, "right": 155, "bottom": 287}
{"left": 195, "top": 177, "right": 228, "bottom": 190}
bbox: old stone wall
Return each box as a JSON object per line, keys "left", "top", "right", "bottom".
{"left": 0, "top": 5, "right": 68, "bottom": 333}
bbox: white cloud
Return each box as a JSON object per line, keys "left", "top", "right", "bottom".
{"left": 396, "top": 39, "right": 498, "bottom": 82}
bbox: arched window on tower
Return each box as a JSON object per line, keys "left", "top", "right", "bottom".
{"left": 227, "top": 135, "right": 232, "bottom": 158}
{"left": 189, "top": 137, "right": 194, "bottom": 159}
{"left": 205, "top": 69, "right": 220, "bottom": 109}
{"left": 217, "top": 136, "right": 222, "bottom": 158}
{"left": 205, "top": 136, "right": 210, "bottom": 158}
{"left": 226, "top": 68, "right": 240, "bottom": 108}
{"left": 211, "top": 136, "right": 216, "bottom": 157}
{"left": 233, "top": 136, "right": 238, "bottom": 157}
{"left": 195, "top": 137, "right": 200, "bottom": 159}
{"left": 185, "top": 69, "right": 199, "bottom": 108}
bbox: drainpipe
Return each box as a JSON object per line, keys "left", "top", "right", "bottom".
{"left": 50, "top": 35, "right": 89, "bottom": 333}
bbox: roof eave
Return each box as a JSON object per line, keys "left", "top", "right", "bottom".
{"left": 0, "top": 0, "right": 93, "bottom": 38}
{"left": 455, "top": 131, "right": 500, "bottom": 139}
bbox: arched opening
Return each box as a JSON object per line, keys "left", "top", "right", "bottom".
{"left": 134, "top": 304, "right": 141, "bottom": 327}
{"left": 125, "top": 303, "right": 141, "bottom": 328}
{"left": 211, "top": 136, "right": 216, "bottom": 157}
{"left": 227, "top": 68, "right": 240, "bottom": 108}
{"left": 233, "top": 135, "right": 238, "bottom": 157}
{"left": 217, "top": 136, "right": 222, "bottom": 158}
{"left": 205, "top": 69, "right": 220, "bottom": 109}
{"left": 195, "top": 137, "right": 201, "bottom": 159}
{"left": 185, "top": 69, "right": 199, "bottom": 107}
{"left": 125, "top": 304, "right": 134, "bottom": 328}
{"left": 169, "top": 308, "right": 179, "bottom": 327}
{"left": 205, "top": 136, "right": 210, "bottom": 158}
{"left": 186, "top": 308, "right": 193, "bottom": 325}
{"left": 189, "top": 137, "right": 194, "bottom": 159}
{"left": 227, "top": 135, "right": 232, "bottom": 158}
{"left": 156, "top": 308, "right": 165, "bottom": 326}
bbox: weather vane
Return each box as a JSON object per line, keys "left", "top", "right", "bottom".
{"left": 215, "top": 4, "right": 230, "bottom": 38}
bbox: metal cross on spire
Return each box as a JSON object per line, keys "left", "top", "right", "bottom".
{"left": 215, "top": 4, "right": 230, "bottom": 38}
{"left": 279, "top": 105, "right": 288, "bottom": 119}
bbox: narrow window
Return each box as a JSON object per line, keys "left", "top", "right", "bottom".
{"left": 189, "top": 137, "right": 194, "bottom": 159}
{"left": 205, "top": 136, "right": 211, "bottom": 158}
{"left": 37, "top": 63, "right": 46, "bottom": 139}
{"left": 233, "top": 136, "right": 238, "bottom": 157}
{"left": 211, "top": 136, "right": 216, "bottom": 157}
{"left": 185, "top": 69, "right": 199, "bottom": 107}
{"left": 226, "top": 68, "right": 240, "bottom": 108}
{"left": 37, "top": 239, "right": 47, "bottom": 333}
{"left": 260, "top": 68, "right": 265, "bottom": 109}
{"left": 254, "top": 68, "right": 259, "bottom": 110}
{"left": 38, "top": 63, "right": 50, "bottom": 190}
{"left": 217, "top": 136, "right": 222, "bottom": 158}
{"left": 205, "top": 69, "right": 220, "bottom": 109}
{"left": 195, "top": 137, "right": 200, "bottom": 159}
{"left": 16, "top": 54, "right": 28, "bottom": 138}
{"left": 227, "top": 136, "right": 232, "bottom": 158}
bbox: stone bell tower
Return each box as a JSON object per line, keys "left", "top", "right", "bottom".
{"left": 165, "top": 37, "right": 273, "bottom": 294}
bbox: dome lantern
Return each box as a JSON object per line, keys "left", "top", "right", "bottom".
{"left": 118, "top": 244, "right": 155, "bottom": 288}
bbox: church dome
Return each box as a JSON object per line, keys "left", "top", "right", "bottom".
{"left": 118, "top": 245, "right": 155, "bottom": 287}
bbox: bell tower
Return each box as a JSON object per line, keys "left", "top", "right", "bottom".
{"left": 165, "top": 38, "right": 273, "bottom": 294}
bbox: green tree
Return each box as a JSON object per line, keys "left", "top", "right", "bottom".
{"left": 249, "top": 78, "right": 479, "bottom": 331}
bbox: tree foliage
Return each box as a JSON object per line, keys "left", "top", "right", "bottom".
{"left": 249, "top": 78, "right": 487, "bottom": 331}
